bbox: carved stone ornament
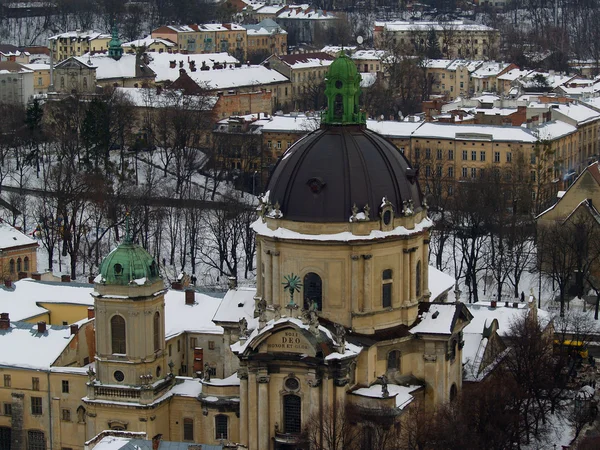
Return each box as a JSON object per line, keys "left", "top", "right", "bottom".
{"left": 238, "top": 317, "right": 248, "bottom": 337}
{"left": 257, "top": 375, "right": 270, "bottom": 384}
{"left": 423, "top": 354, "right": 437, "bottom": 362}
{"left": 238, "top": 367, "right": 249, "bottom": 380}
{"left": 307, "top": 377, "right": 321, "bottom": 388}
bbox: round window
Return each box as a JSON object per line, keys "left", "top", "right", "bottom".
{"left": 114, "top": 370, "right": 125, "bottom": 382}
{"left": 285, "top": 377, "right": 300, "bottom": 391}
{"left": 383, "top": 210, "right": 392, "bottom": 225}
{"left": 335, "top": 80, "right": 343, "bottom": 89}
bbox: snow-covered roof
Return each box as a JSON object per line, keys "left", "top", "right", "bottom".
{"left": 533, "top": 120, "right": 577, "bottom": 140}
{"left": 445, "top": 59, "right": 483, "bottom": 73}
{"left": 412, "top": 122, "right": 537, "bottom": 142}
{"left": 255, "top": 5, "right": 286, "bottom": 14}
{"left": 213, "top": 286, "right": 256, "bottom": 326}
{"left": 115, "top": 87, "right": 218, "bottom": 110}
{"left": 464, "top": 302, "right": 550, "bottom": 336}
{"left": 352, "top": 50, "right": 386, "bottom": 61}
{"left": 261, "top": 114, "right": 320, "bottom": 133}
{"left": 203, "top": 372, "right": 240, "bottom": 386}
{"left": 252, "top": 216, "right": 433, "bottom": 242}
{"left": 0, "top": 221, "right": 37, "bottom": 249}
{"left": 471, "top": 62, "right": 512, "bottom": 78}
{"left": 276, "top": 52, "right": 334, "bottom": 69}
{"left": 74, "top": 54, "right": 142, "bottom": 80}
{"left": 410, "top": 303, "right": 459, "bottom": 334}
{"left": 277, "top": 6, "right": 337, "bottom": 20}
{"left": 186, "top": 65, "right": 288, "bottom": 90}
{"left": 321, "top": 45, "right": 356, "bottom": 56}
{"left": 0, "top": 321, "right": 74, "bottom": 370}
{"left": 352, "top": 384, "right": 421, "bottom": 409}
{"left": 360, "top": 72, "right": 377, "bottom": 88}
{"left": 428, "top": 266, "right": 455, "bottom": 301}
{"left": 164, "top": 290, "right": 223, "bottom": 339}
{"left": 497, "top": 68, "right": 530, "bottom": 82}
{"left": 122, "top": 36, "right": 176, "bottom": 48}
{"left": 243, "top": 19, "right": 287, "bottom": 36}
{"left": 146, "top": 52, "right": 239, "bottom": 83}
{"left": 366, "top": 119, "right": 423, "bottom": 137}
{"left": 0, "top": 279, "right": 94, "bottom": 321}
{"left": 21, "top": 63, "right": 50, "bottom": 71}
{"left": 424, "top": 59, "right": 451, "bottom": 69}
{"left": 548, "top": 101, "right": 600, "bottom": 125}
{"left": 49, "top": 30, "right": 110, "bottom": 41}
{"left": 376, "top": 20, "right": 495, "bottom": 32}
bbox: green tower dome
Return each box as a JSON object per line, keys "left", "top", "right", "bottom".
{"left": 322, "top": 51, "right": 366, "bottom": 125}
{"left": 98, "top": 237, "right": 159, "bottom": 286}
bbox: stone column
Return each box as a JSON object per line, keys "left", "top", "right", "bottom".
{"left": 264, "top": 250, "right": 272, "bottom": 304}
{"left": 271, "top": 251, "right": 280, "bottom": 307}
{"left": 351, "top": 255, "right": 360, "bottom": 312}
{"left": 248, "top": 371, "right": 258, "bottom": 450}
{"left": 423, "top": 240, "right": 430, "bottom": 300}
{"left": 11, "top": 393, "right": 24, "bottom": 450}
{"left": 256, "top": 241, "right": 262, "bottom": 297}
{"left": 362, "top": 254, "right": 372, "bottom": 312}
{"left": 409, "top": 250, "right": 416, "bottom": 303}
{"left": 239, "top": 367, "right": 249, "bottom": 446}
{"left": 257, "top": 374, "right": 270, "bottom": 450}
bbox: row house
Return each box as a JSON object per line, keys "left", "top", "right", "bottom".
{"left": 48, "top": 30, "right": 111, "bottom": 62}
{"left": 243, "top": 19, "right": 288, "bottom": 60}
{"left": 374, "top": 20, "right": 500, "bottom": 60}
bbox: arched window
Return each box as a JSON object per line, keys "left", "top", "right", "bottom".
{"left": 83, "top": 77, "right": 87, "bottom": 89}
{"left": 16, "top": 258, "right": 21, "bottom": 273}
{"left": 416, "top": 261, "right": 422, "bottom": 298}
{"left": 111, "top": 315, "right": 126, "bottom": 354}
{"left": 382, "top": 269, "right": 392, "bottom": 308}
{"left": 283, "top": 394, "right": 302, "bottom": 434}
{"left": 303, "top": 273, "right": 322, "bottom": 311}
{"left": 333, "top": 93, "right": 343, "bottom": 119}
{"left": 24, "top": 257, "right": 29, "bottom": 272}
{"left": 450, "top": 383, "right": 458, "bottom": 402}
{"left": 9, "top": 259, "right": 14, "bottom": 274}
{"left": 60, "top": 77, "right": 64, "bottom": 88}
{"left": 387, "top": 350, "right": 400, "bottom": 371}
{"left": 361, "top": 427, "right": 374, "bottom": 450}
{"left": 153, "top": 311, "right": 160, "bottom": 352}
{"left": 215, "top": 415, "right": 228, "bottom": 440}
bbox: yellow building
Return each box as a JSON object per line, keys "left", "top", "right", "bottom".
{"left": 243, "top": 19, "right": 287, "bottom": 62}
{"left": 0, "top": 221, "right": 38, "bottom": 282}
{"left": 374, "top": 20, "right": 500, "bottom": 60}
{"left": 22, "top": 63, "right": 50, "bottom": 94}
{"left": 48, "top": 31, "right": 111, "bottom": 62}
{"left": 122, "top": 36, "right": 176, "bottom": 54}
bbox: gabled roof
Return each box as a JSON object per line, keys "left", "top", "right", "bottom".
{"left": 55, "top": 56, "right": 96, "bottom": 70}
{"left": 0, "top": 220, "right": 37, "bottom": 250}
{"left": 275, "top": 51, "right": 335, "bottom": 68}
{"left": 410, "top": 302, "right": 472, "bottom": 335}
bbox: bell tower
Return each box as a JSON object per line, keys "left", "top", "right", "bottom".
{"left": 87, "top": 226, "right": 171, "bottom": 405}
{"left": 322, "top": 51, "right": 366, "bottom": 125}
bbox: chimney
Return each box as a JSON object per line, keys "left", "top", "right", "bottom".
{"left": 228, "top": 276, "right": 237, "bottom": 290}
{"left": 156, "top": 85, "right": 162, "bottom": 95}
{"left": 37, "top": 321, "right": 46, "bottom": 334}
{"left": 0, "top": 313, "right": 9, "bottom": 330}
{"left": 18, "top": 271, "right": 27, "bottom": 280}
{"left": 179, "top": 68, "right": 186, "bottom": 75}
{"left": 61, "top": 274, "right": 71, "bottom": 283}
{"left": 31, "top": 273, "right": 42, "bottom": 281}
{"left": 513, "top": 302, "right": 519, "bottom": 308}
{"left": 70, "top": 324, "right": 79, "bottom": 335}
{"left": 87, "top": 307, "right": 95, "bottom": 320}
{"left": 4, "top": 279, "right": 11, "bottom": 288}
{"left": 152, "top": 434, "right": 162, "bottom": 450}
{"left": 170, "top": 60, "right": 176, "bottom": 68}
{"left": 490, "top": 300, "right": 497, "bottom": 308}
{"left": 179, "top": 60, "right": 183, "bottom": 68}
{"left": 185, "top": 289, "right": 195, "bottom": 305}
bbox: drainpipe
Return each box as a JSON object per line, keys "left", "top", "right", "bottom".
{"left": 46, "top": 371, "right": 54, "bottom": 450}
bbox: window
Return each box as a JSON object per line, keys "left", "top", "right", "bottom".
{"left": 3, "top": 403, "right": 11, "bottom": 416}
{"left": 24, "top": 257, "right": 29, "bottom": 272}
{"left": 31, "top": 397, "right": 42, "bottom": 415}
{"left": 267, "top": 140, "right": 272, "bottom": 149}
{"left": 448, "top": 149, "right": 454, "bottom": 160}
{"left": 183, "top": 418, "right": 194, "bottom": 441}
{"left": 32, "top": 377, "right": 39, "bottom": 391}
{"left": 450, "top": 383, "right": 458, "bottom": 402}
{"left": 215, "top": 415, "right": 228, "bottom": 440}
{"left": 37, "top": 77, "right": 42, "bottom": 86}
{"left": 531, "top": 171, "right": 536, "bottom": 182}
{"left": 62, "top": 380, "right": 69, "bottom": 393}
{"left": 303, "top": 272, "right": 322, "bottom": 311}
{"left": 471, "top": 151, "right": 476, "bottom": 161}
{"left": 387, "top": 350, "right": 400, "bottom": 371}
{"left": 494, "top": 151, "right": 500, "bottom": 162}
{"left": 462, "top": 167, "right": 467, "bottom": 178}
{"left": 436, "top": 165, "right": 442, "bottom": 177}
{"left": 3, "top": 375, "right": 10, "bottom": 387}
{"left": 414, "top": 148, "right": 420, "bottom": 159}
{"left": 83, "top": 77, "right": 87, "bottom": 89}
{"left": 9, "top": 259, "right": 14, "bottom": 274}
{"left": 177, "top": 339, "right": 181, "bottom": 352}
{"left": 530, "top": 153, "right": 536, "bottom": 164}
{"left": 471, "top": 168, "right": 477, "bottom": 178}
{"left": 283, "top": 395, "right": 302, "bottom": 434}
{"left": 448, "top": 166, "right": 454, "bottom": 178}
{"left": 277, "top": 141, "right": 282, "bottom": 149}
{"left": 506, "top": 152, "right": 512, "bottom": 163}
{"left": 153, "top": 312, "right": 160, "bottom": 352}
{"left": 190, "top": 337, "right": 197, "bottom": 349}
{"left": 425, "top": 165, "right": 431, "bottom": 177}
{"left": 416, "top": 261, "right": 422, "bottom": 298}
{"left": 111, "top": 315, "right": 126, "bottom": 354}
{"left": 208, "top": 341, "right": 215, "bottom": 350}
{"left": 27, "top": 431, "right": 45, "bottom": 450}
{"left": 480, "top": 151, "right": 486, "bottom": 161}
{"left": 462, "top": 150, "right": 467, "bottom": 161}
{"left": 61, "top": 409, "right": 71, "bottom": 422}
{"left": 425, "top": 148, "right": 431, "bottom": 159}
{"left": 168, "top": 344, "right": 172, "bottom": 357}
{"left": 382, "top": 269, "right": 393, "bottom": 308}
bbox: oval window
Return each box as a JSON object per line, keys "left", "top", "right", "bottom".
{"left": 114, "top": 370, "right": 125, "bottom": 382}
{"left": 285, "top": 377, "right": 300, "bottom": 391}
{"left": 383, "top": 210, "right": 392, "bottom": 225}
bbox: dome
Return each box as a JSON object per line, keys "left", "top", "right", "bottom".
{"left": 98, "top": 238, "right": 160, "bottom": 286}
{"left": 266, "top": 125, "right": 423, "bottom": 223}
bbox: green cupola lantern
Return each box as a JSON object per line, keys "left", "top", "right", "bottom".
{"left": 108, "top": 24, "right": 123, "bottom": 61}
{"left": 322, "top": 51, "right": 366, "bottom": 125}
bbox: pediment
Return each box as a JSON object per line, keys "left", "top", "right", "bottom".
{"left": 258, "top": 326, "right": 316, "bottom": 357}
{"left": 55, "top": 57, "right": 95, "bottom": 70}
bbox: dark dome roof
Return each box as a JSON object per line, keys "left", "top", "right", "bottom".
{"left": 266, "top": 125, "right": 423, "bottom": 223}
